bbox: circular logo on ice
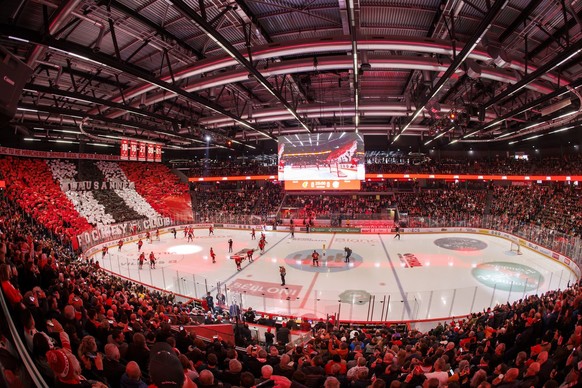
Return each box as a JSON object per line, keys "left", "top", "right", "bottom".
{"left": 339, "top": 290, "right": 371, "bottom": 305}
{"left": 283, "top": 249, "right": 362, "bottom": 272}
{"left": 434, "top": 237, "right": 487, "bottom": 251}
{"left": 472, "top": 262, "right": 543, "bottom": 292}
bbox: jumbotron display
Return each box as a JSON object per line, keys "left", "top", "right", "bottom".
{"left": 278, "top": 132, "right": 365, "bottom": 190}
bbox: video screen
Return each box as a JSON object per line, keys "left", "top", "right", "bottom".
{"left": 278, "top": 132, "right": 365, "bottom": 190}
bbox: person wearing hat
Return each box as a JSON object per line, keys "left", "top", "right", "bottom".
{"left": 148, "top": 342, "right": 196, "bottom": 388}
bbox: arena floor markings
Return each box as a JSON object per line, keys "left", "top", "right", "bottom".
{"left": 103, "top": 229, "right": 574, "bottom": 326}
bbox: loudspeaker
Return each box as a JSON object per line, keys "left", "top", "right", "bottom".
{"left": 478, "top": 107, "right": 485, "bottom": 122}
{"left": 0, "top": 46, "right": 33, "bottom": 123}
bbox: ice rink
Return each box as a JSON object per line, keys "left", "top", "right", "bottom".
{"left": 99, "top": 228, "right": 575, "bottom": 326}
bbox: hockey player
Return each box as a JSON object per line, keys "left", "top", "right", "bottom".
{"left": 312, "top": 250, "right": 320, "bottom": 267}
{"left": 149, "top": 251, "right": 156, "bottom": 269}
{"left": 210, "top": 247, "right": 216, "bottom": 263}
{"left": 138, "top": 252, "right": 145, "bottom": 269}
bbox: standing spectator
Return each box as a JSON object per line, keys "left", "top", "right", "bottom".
{"left": 276, "top": 323, "right": 290, "bottom": 346}
{"left": 206, "top": 292, "right": 215, "bottom": 313}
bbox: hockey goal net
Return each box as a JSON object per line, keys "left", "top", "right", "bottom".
{"left": 510, "top": 242, "right": 523, "bottom": 255}
{"left": 330, "top": 162, "right": 348, "bottom": 178}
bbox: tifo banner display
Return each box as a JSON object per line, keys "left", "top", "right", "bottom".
{"left": 147, "top": 143, "right": 155, "bottom": 161}
{"left": 155, "top": 144, "right": 162, "bottom": 162}
{"left": 138, "top": 142, "right": 146, "bottom": 161}
{"left": 60, "top": 179, "right": 135, "bottom": 191}
{"left": 77, "top": 217, "right": 174, "bottom": 249}
{"left": 0, "top": 146, "right": 120, "bottom": 160}
{"left": 120, "top": 139, "right": 129, "bottom": 160}
{"left": 129, "top": 140, "right": 138, "bottom": 161}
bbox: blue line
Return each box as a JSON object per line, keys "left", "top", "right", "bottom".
{"left": 211, "top": 233, "right": 290, "bottom": 292}
{"left": 378, "top": 234, "right": 411, "bottom": 317}
{"left": 328, "top": 232, "right": 337, "bottom": 249}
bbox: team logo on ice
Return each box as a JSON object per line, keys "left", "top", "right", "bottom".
{"left": 338, "top": 290, "right": 371, "bottom": 305}
{"left": 471, "top": 262, "right": 542, "bottom": 292}
{"left": 434, "top": 237, "right": 487, "bottom": 251}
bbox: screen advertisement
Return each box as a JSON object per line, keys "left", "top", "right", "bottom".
{"left": 278, "top": 132, "right": 364, "bottom": 190}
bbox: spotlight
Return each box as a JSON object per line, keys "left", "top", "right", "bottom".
{"left": 205, "top": 135, "right": 211, "bottom": 142}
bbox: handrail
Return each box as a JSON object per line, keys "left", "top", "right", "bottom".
{"left": 0, "top": 292, "right": 49, "bottom": 388}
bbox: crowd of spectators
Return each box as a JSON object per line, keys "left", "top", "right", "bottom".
{"left": 2, "top": 184, "right": 582, "bottom": 387}
{"left": 0, "top": 156, "right": 91, "bottom": 239}
{"left": 187, "top": 160, "right": 275, "bottom": 179}
{"left": 95, "top": 161, "right": 161, "bottom": 220}
{"left": 47, "top": 160, "right": 145, "bottom": 225}
{"left": 193, "top": 182, "right": 284, "bottom": 223}
{"left": 282, "top": 194, "right": 396, "bottom": 220}
{"left": 184, "top": 154, "right": 582, "bottom": 178}
{"left": 489, "top": 185, "right": 581, "bottom": 237}
{"left": 396, "top": 188, "right": 487, "bottom": 222}
{"left": 120, "top": 162, "right": 191, "bottom": 218}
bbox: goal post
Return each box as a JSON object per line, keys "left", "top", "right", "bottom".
{"left": 510, "top": 242, "right": 523, "bottom": 255}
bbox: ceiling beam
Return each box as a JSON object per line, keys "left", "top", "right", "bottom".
{"left": 463, "top": 78, "right": 582, "bottom": 139}
{"left": 2, "top": 24, "right": 273, "bottom": 141}
{"left": 527, "top": 7, "right": 582, "bottom": 59}
{"left": 393, "top": 0, "right": 509, "bottom": 142}
{"left": 100, "top": 0, "right": 204, "bottom": 60}
{"left": 168, "top": 0, "right": 312, "bottom": 133}
{"left": 483, "top": 38, "right": 582, "bottom": 109}
{"left": 497, "top": 0, "right": 542, "bottom": 43}
{"left": 24, "top": 84, "right": 180, "bottom": 125}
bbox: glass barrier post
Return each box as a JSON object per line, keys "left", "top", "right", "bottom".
{"left": 426, "top": 291, "right": 434, "bottom": 319}
{"left": 149, "top": 266, "right": 153, "bottom": 285}
{"left": 559, "top": 270, "right": 564, "bottom": 289}
{"left": 489, "top": 284, "right": 497, "bottom": 308}
{"left": 449, "top": 289, "right": 457, "bottom": 317}
{"left": 176, "top": 270, "right": 181, "bottom": 294}
{"left": 192, "top": 274, "right": 198, "bottom": 299}
{"left": 548, "top": 272, "right": 553, "bottom": 290}
{"left": 380, "top": 295, "right": 386, "bottom": 321}
{"left": 126, "top": 256, "right": 130, "bottom": 278}
{"left": 162, "top": 266, "right": 166, "bottom": 289}
{"left": 507, "top": 281, "right": 513, "bottom": 303}
{"left": 469, "top": 287, "right": 478, "bottom": 313}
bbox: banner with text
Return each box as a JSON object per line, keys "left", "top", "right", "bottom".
{"left": 129, "top": 140, "right": 138, "bottom": 161}
{"left": 120, "top": 139, "right": 129, "bottom": 160}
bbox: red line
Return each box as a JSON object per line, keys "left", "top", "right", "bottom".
{"left": 299, "top": 272, "right": 319, "bottom": 309}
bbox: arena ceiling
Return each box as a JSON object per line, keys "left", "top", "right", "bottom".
{"left": 1, "top": 0, "right": 582, "bottom": 154}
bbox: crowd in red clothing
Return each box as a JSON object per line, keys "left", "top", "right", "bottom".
{"left": 120, "top": 162, "right": 191, "bottom": 218}
{"left": 0, "top": 156, "right": 91, "bottom": 239}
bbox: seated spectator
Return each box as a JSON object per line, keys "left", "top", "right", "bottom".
{"left": 119, "top": 361, "right": 147, "bottom": 388}
{"left": 102, "top": 344, "right": 125, "bottom": 388}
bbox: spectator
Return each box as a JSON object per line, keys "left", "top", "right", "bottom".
{"left": 120, "top": 361, "right": 147, "bottom": 388}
